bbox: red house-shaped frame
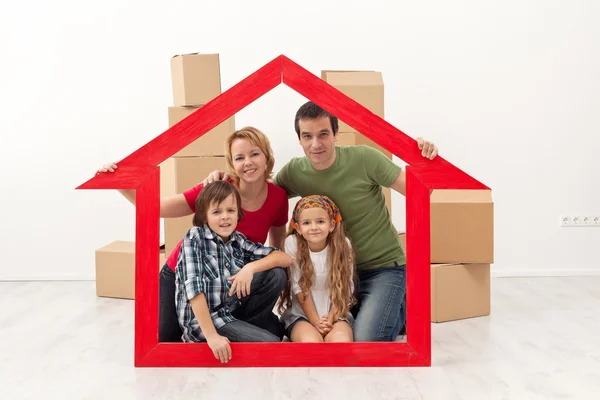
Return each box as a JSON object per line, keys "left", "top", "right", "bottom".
{"left": 77, "top": 55, "right": 489, "bottom": 368}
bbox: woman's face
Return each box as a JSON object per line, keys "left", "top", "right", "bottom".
{"left": 230, "top": 138, "right": 267, "bottom": 184}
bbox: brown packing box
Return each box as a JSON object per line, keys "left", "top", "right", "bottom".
{"left": 160, "top": 156, "right": 227, "bottom": 256}
{"left": 397, "top": 231, "right": 490, "bottom": 323}
{"left": 431, "top": 263, "right": 491, "bottom": 323}
{"left": 95, "top": 241, "right": 166, "bottom": 300}
{"left": 170, "top": 53, "right": 221, "bottom": 106}
{"left": 321, "top": 70, "right": 384, "bottom": 134}
{"left": 430, "top": 190, "right": 494, "bottom": 263}
{"left": 168, "top": 106, "right": 235, "bottom": 157}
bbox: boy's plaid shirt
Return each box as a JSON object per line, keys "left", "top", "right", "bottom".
{"left": 174, "top": 224, "right": 276, "bottom": 342}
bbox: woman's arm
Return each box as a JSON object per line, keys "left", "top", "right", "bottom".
{"left": 97, "top": 162, "right": 194, "bottom": 218}
{"left": 268, "top": 225, "right": 287, "bottom": 249}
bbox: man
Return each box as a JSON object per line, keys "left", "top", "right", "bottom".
{"left": 205, "top": 101, "right": 438, "bottom": 341}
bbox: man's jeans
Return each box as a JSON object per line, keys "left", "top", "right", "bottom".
{"left": 158, "top": 264, "right": 286, "bottom": 342}
{"left": 351, "top": 264, "right": 406, "bottom": 342}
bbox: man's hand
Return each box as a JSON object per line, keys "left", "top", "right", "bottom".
{"left": 205, "top": 333, "right": 232, "bottom": 363}
{"left": 227, "top": 265, "right": 255, "bottom": 299}
{"left": 201, "top": 170, "right": 230, "bottom": 186}
{"left": 416, "top": 137, "right": 438, "bottom": 160}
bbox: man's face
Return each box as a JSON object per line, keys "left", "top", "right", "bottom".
{"left": 298, "top": 116, "right": 337, "bottom": 170}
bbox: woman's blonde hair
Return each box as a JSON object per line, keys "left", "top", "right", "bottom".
{"left": 225, "top": 126, "right": 275, "bottom": 185}
{"left": 278, "top": 219, "right": 357, "bottom": 321}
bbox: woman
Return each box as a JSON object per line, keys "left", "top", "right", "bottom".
{"left": 97, "top": 126, "right": 289, "bottom": 342}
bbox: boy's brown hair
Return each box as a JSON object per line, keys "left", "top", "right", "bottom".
{"left": 193, "top": 181, "right": 244, "bottom": 227}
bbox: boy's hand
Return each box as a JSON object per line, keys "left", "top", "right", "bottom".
{"left": 206, "top": 333, "right": 232, "bottom": 363}
{"left": 227, "top": 265, "right": 255, "bottom": 299}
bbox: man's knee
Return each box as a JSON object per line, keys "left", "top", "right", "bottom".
{"left": 352, "top": 318, "right": 399, "bottom": 342}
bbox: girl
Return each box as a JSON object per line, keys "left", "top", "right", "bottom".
{"left": 96, "top": 126, "right": 289, "bottom": 342}
{"left": 175, "top": 180, "right": 291, "bottom": 363}
{"left": 279, "top": 195, "right": 357, "bottom": 343}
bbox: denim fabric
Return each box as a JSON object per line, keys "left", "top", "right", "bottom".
{"left": 351, "top": 264, "right": 406, "bottom": 342}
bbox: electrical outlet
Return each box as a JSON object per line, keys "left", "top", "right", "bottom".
{"left": 560, "top": 214, "right": 600, "bottom": 227}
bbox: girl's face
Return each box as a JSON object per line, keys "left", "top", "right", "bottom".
{"left": 295, "top": 207, "right": 335, "bottom": 250}
{"left": 206, "top": 194, "right": 239, "bottom": 241}
{"left": 230, "top": 138, "right": 267, "bottom": 184}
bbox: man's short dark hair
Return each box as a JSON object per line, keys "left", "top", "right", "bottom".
{"left": 294, "top": 101, "right": 339, "bottom": 138}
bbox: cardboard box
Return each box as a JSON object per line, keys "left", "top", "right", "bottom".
{"left": 159, "top": 156, "right": 227, "bottom": 255}
{"left": 430, "top": 190, "right": 494, "bottom": 263}
{"left": 336, "top": 131, "right": 392, "bottom": 159}
{"left": 168, "top": 106, "right": 235, "bottom": 157}
{"left": 397, "top": 231, "right": 490, "bottom": 322}
{"left": 170, "top": 53, "right": 221, "bottom": 106}
{"left": 321, "top": 70, "right": 384, "bottom": 133}
{"left": 95, "top": 241, "right": 166, "bottom": 300}
{"left": 431, "top": 263, "right": 491, "bottom": 323}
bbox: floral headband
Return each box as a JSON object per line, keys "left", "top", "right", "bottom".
{"left": 290, "top": 195, "right": 342, "bottom": 229}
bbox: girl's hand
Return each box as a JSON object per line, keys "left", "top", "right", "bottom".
{"left": 315, "top": 316, "right": 332, "bottom": 336}
{"left": 228, "top": 265, "right": 255, "bottom": 299}
{"left": 206, "top": 333, "right": 232, "bottom": 363}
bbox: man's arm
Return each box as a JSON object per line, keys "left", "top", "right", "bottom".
{"left": 368, "top": 137, "right": 439, "bottom": 196}
{"left": 390, "top": 169, "right": 407, "bottom": 196}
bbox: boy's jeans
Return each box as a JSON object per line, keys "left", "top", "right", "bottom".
{"left": 159, "top": 265, "right": 286, "bottom": 342}
{"left": 351, "top": 264, "right": 406, "bottom": 342}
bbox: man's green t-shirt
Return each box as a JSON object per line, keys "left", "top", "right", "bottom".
{"left": 274, "top": 145, "right": 405, "bottom": 271}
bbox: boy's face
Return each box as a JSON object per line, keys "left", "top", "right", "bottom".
{"left": 206, "top": 194, "right": 239, "bottom": 241}
{"left": 298, "top": 116, "right": 337, "bottom": 170}
{"left": 295, "top": 207, "right": 335, "bottom": 250}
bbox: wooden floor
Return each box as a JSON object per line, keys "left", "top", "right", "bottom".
{"left": 1, "top": 277, "right": 599, "bottom": 399}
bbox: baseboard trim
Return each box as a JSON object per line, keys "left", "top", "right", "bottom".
{"left": 492, "top": 269, "right": 600, "bottom": 277}
{"left": 2, "top": 270, "right": 600, "bottom": 281}
{"left": 0, "top": 274, "right": 95, "bottom": 281}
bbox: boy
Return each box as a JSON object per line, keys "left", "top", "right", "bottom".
{"left": 175, "top": 181, "right": 291, "bottom": 363}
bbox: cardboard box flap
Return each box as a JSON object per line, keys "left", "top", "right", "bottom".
{"left": 431, "top": 189, "right": 492, "bottom": 203}
{"left": 172, "top": 53, "right": 218, "bottom": 59}
{"left": 98, "top": 240, "right": 135, "bottom": 253}
{"left": 322, "top": 70, "right": 383, "bottom": 86}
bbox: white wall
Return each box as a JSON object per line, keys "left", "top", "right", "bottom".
{"left": 1, "top": 0, "right": 599, "bottom": 280}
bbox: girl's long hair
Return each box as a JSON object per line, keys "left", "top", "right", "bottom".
{"left": 278, "top": 220, "right": 357, "bottom": 320}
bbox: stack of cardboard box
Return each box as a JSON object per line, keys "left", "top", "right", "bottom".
{"left": 95, "top": 242, "right": 166, "bottom": 300}
{"left": 321, "top": 70, "right": 392, "bottom": 217}
{"left": 160, "top": 53, "right": 235, "bottom": 258}
{"left": 399, "top": 189, "right": 494, "bottom": 322}
{"left": 95, "top": 53, "right": 234, "bottom": 300}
